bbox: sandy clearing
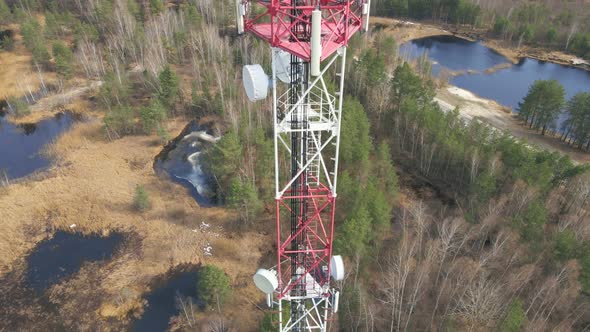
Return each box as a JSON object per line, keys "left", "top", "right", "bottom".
{"left": 436, "top": 85, "right": 590, "bottom": 163}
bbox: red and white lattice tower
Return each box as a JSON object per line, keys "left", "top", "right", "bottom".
{"left": 237, "top": 1, "right": 370, "bottom": 331}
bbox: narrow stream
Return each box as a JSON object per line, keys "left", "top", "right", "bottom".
{"left": 155, "top": 121, "right": 218, "bottom": 206}
{"left": 0, "top": 111, "right": 75, "bottom": 180}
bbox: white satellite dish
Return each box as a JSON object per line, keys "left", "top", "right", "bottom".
{"left": 243, "top": 64, "right": 269, "bottom": 102}
{"left": 253, "top": 268, "right": 278, "bottom": 294}
{"left": 330, "top": 255, "right": 345, "bottom": 281}
{"left": 275, "top": 50, "right": 292, "bottom": 84}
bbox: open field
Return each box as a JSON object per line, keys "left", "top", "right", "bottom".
{"left": 0, "top": 105, "right": 267, "bottom": 329}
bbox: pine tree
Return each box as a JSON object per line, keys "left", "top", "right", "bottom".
{"left": 21, "top": 18, "right": 50, "bottom": 67}
{"left": 149, "top": 0, "right": 164, "bottom": 15}
{"left": 203, "top": 130, "right": 242, "bottom": 190}
{"left": 158, "top": 65, "right": 179, "bottom": 109}
{"left": 133, "top": 185, "right": 150, "bottom": 211}
{"left": 339, "top": 97, "right": 371, "bottom": 174}
{"left": 0, "top": 0, "right": 10, "bottom": 25}
{"left": 335, "top": 207, "right": 372, "bottom": 257}
{"left": 499, "top": 299, "right": 525, "bottom": 332}
{"left": 103, "top": 105, "right": 135, "bottom": 137}
{"left": 52, "top": 41, "right": 74, "bottom": 79}
{"left": 563, "top": 92, "right": 590, "bottom": 148}
{"left": 518, "top": 80, "right": 565, "bottom": 135}
{"left": 140, "top": 100, "right": 167, "bottom": 134}
{"left": 196, "top": 265, "right": 231, "bottom": 309}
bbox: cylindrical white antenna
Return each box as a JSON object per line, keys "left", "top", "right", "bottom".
{"left": 236, "top": 0, "right": 245, "bottom": 34}
{"left": 310, "top": 9, "right": 322, "bottom": 76}
{"left": 362, "top": 0, "right": 371, "bottom": 32}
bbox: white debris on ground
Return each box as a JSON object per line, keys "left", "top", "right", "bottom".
{"left": 189, "top": 222, "right": 221, "bottom": 256}
{"left": 203, "top": 242, "right": 213, "bottom": 256}
{"left": 69, "top": 224, "right": 76, "bottom": 229}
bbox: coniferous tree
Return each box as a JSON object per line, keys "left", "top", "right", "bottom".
{"left": 562, "top": 92, "right": 590, "bottom": 148}
{"left": 52, "top": 41, "right": 74, "bottom": 79}
{"left": 158, "top": 65, "right": 179, "bottom": 109}
{"left": 203, "top": 130, "right": 242, "bottom": 190}
{"left": 140, "top": 100, "right": 167, "bottom": 134}
{"left": 0, "top": 0, "right": 10, "bottom": 24}
{"left": 196, "top": 265, "right": 231, "bottom": 309}
{"left": 518, "top": 80, "right": 565, "bottom": 135}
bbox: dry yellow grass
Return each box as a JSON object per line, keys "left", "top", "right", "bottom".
{"left": 370, "top": 17, "right": 452, "bottom": 44}
{"left": 0, "top": 25, "right": 56, "bottom": 100}
{"left": 0, "top": 115, "right": 266, "bottom": 330}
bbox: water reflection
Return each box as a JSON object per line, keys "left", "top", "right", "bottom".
{"left": 155, "top": 121, "right": 217, "bottom": 206}
{"left": 25, "top": 231, "right": 124, "bottom": 292}
{"left": 0, "top": 112, "right": 75, "bottom": 179}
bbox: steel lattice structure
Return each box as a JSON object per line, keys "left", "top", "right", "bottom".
{"left": 238, "top": 1, "right": 370, "bottom": 330}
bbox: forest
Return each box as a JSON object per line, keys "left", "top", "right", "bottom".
{"left": 373, "top": 0, "right": 590, "bottom": 60}
{"left": 513, "top": 79, "right": 590, "bottom": 152}
{"left": 1, "top": 0, "right": 590, "bottom": 331}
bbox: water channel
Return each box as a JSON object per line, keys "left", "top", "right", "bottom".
{"left": 154, "top": 120, "right": 217, "bottom": 206}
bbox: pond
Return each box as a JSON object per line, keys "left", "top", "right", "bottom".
{"left": 26, "top": 231, "right": 124, "bottom": 292}
{"left": 400, "top": 35, "right": 590, "bottom": 113}
{"left": 0, "top": 111, "right": 75, "bottom": 180}
{"left": 155, "top": 121, "right": 217, "bottom": 206}
{"left": 400, "top": 35, "right": 508, "bottom": 75}
{"left": 132, "top": 268, "right": 199, "bottom": 332}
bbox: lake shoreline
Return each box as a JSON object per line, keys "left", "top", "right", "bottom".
{"left": 372, "top": 17, "right": 590, "bottom": 72}
{"left": 435, "top": 84, "right": 590, "bottom": 163}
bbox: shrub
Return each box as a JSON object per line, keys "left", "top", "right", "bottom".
{"left": 140, "top": 100, "right": 167, "bottom": 134}
{"left": 133, "top": 184, "right": 150, "bottom": 211}
{"left": 499, "top": 299, "right": 525, "bottom": 332}
{"left": 21, "top": 18, "right": 50, "bottom": 67}
{"left": 0, "top": 0, "right": 10, "bottom": 25}
{"left": 196, "top": 265, "right": 231, "bottom": 309}
{"left": 52, "top": 41, "right": 74, "bottom": 79}
{"left": 7, "top": 97, "right": 30, "bottom": 117}
{"left": 103, "top": 105, "right": 135, "bottom": 138}
{"left": 156, "top": 125, "right": 170, "bottom": 144}
{"left": 513, "top": 200, "right": 547, "bottom": 243}
{"left": 554, "top": 230, "right": 577, "bottom": 261}
{"left": 157, "top": 64, "right": 179, "bottom": 108}
{"left": 0, "top": 34, "right": 14, "bottom": 51}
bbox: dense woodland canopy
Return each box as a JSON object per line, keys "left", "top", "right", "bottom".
{"left": 2, "top": 0, "right": 590, "bottom": 331}
{"left": 374, "top": 0, "right": 590, "bottom": 60}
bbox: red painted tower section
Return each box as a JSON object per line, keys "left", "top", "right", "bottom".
{"left": 244, "top": 0, "right": 364, "bottom": 61}
{"left": 241, "top": 1, "right": 369, "bottom": 330}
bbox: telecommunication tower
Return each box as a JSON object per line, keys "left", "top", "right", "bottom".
{"left": 236, "top": 1, "right": 371, "bottom": 330}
